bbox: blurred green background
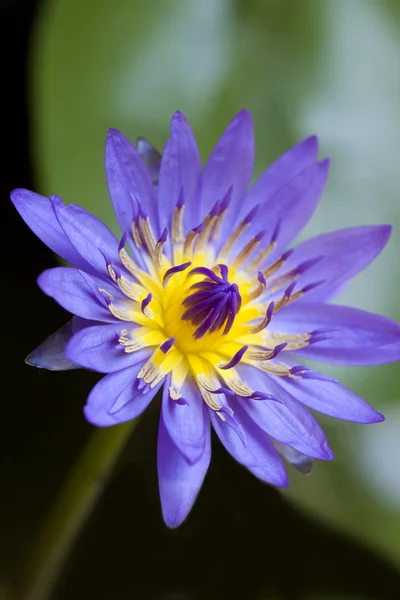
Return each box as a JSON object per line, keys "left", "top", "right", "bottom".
{"left": 11, "top": 0, "right": 400, "bottom": 597}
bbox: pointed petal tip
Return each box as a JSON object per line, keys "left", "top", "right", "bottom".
{"left": 318, "top": 157, "right": 330, "bottom": 173}
{"left": 322, "top": 443, "right": 335, "bottom": 461}
{"left": 24, "top": 351, "right": 42, "bottom": 368}
{"left": 163, "top": 512, "right": 187, "bottom": 529}
{"left": 234, "top": 108, "right": 253, "bottom": 127}
{"left": 171, "top": 109, "right": 188, "bottom": 124}
{"left": 106, "top": 127, "right": 124, "bottom": 142}
{"left": 303, "top": 134, "right": 319, "bottom": 156}
{"left": 10, "top": 187, "right": 25, "bottom": 203}
{"left": 277, "top": 470, "right": 290, "bottom": 488}
{"left": 370, "top": 411, "right": 385, "bottom": 424}
{"left": 376, "top": 223, "right": 392, "bottom": 246}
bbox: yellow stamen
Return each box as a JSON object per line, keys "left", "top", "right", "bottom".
{"left": 247, "top": 241, "right": 277, "bottom": 272}
{"left": 231, "top": 236, "right": 263, "bottom": 270}
{"left": 218, "top": 218, "right": 250, "bottom": 262}
{"left": 171, "top": 205, "right": 185, "bottom": 244}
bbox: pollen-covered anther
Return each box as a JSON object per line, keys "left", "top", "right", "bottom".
{"left": 247, "top": 221, "right": 281, "bottom": 272}
{"left": 210, "top": 188, "right": 232, "bottom": 241}
{"left": 247, "top": 342, "right": 288, "bottom": 361}
{"left": 138, "top": 342, "right": 182, "bottom": 388}
{"left": 289, "top": 365, "right": 338, "bottom": 383}
{"left": 267, "top": 331, "right": 312, "bottom": 351}
{"left": 219, "top": 370, "right": 254, "bottom": 397}
{"left": 118, "top": 246, "right": 142, "bottom": 278}
{"left": 106, "top": 301, "right": 134, "bottom": 322}
{"left": 248, "top": 271, "right": 266, "bottom": 302}
{"left": 248, "top": 301, "right": 274, "bottom": 335}
{"left": 273, "top": 281, "right": 297, "bottom": 313}
{"left": 195, "top": 208, "right": 219, "bottom": 253}
{"left": 182, "top": 224, "right": 203, "bottom": 258}
{"left": 286, "top": 280, "right": 325, "bottom": 304}
{"left": 218, "top": 204, "right": 259, "bottom": 262}
{"left": 258, "top": 361, "right": 292, "bottom": 377}
{"left": 231, "top": 231, "right": 266, "bottom": 270}
{"left": 268, "top": 256, "right": 324, "bottom": 293}
{"left": 115, "top": 275, "right": 142, "bottom": 302}
{"left": 118, "top": 329, "right": 147, "bottom": 353}
{"left": 262, "top": 249, "right": 294, "bottom": 280}
{"left": 154, "top": 228, "right": 168, "bottom": 270}
{"left": 131, "top": 210, "right": 143, "bottom": 248}
{"left": 195, "top": 375, "right": 222, "bottom": 410}
{"left": 171, "top": 190, "right": 185, "bottom": 244}
{"left": 140, "top": 216, "right": 158, "bottom": 258}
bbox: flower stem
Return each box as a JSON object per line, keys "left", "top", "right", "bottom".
{"left": 19, "top": 421, "right": 137, "bottom": 600}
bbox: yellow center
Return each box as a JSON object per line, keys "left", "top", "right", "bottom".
{"left": 103, "top": 210, "right": 313, "bottom": 408}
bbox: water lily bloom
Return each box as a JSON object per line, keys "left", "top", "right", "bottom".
{"left": 11, "top": 110, "right": 400, "bottom": 527}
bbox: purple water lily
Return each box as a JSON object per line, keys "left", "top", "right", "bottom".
{"left": 11, "top": 110, "right": 400, "bottom": 527}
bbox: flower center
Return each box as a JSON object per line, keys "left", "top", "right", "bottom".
{"left": 100, "top": 195, "right": 327, "bottom": 406}
{"left": 161, "top": 264, "right": 244, "bottom": 355}
{"left": 181, "top": 266, "right": 241, "bottom": 339}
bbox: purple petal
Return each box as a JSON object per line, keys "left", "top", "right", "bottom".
{"left": 105, "top": 128, "right": 159, "bottom": 236}
{"left": 161, "top": 376, "right": 207, "bottom": 464}
{"left": 52, "top": 201, "right": 121, "bottom": 278}
{"left": 237, "top": 364, "right": 333, "bottom": 460}
{"left": 157, "top": 409, "right": 211, "bottom": 528}
{"left": 25, "top": 317, "right": 95, "bottom": 371}
{"left": 37, "top": 267, "right": 117, "bottom": 322}
{"left": 232, "top": 159, "right": 329, "bottom": 263}
{"left": 273, "top": 302, "right": 400, "bottom": 365}
{"left": 280, "top": 225, "right": 392, "bottom": 302}
{"left": 209, "top": 402, "right": 289, "bottom": 487}
{"left": 10, "top": 190, "right": 96, "bottom": 273}
{"left": 272, "top": 440, "right": 314, "bottom": 475}
{"left": 66, "top": 323, "right": 149, "bottom": 373}
{"left": 243, "top": 135, "right": 319, "bottom": 217}
{"left": 84, "top": 362, "right": 158, "bottom": 426}
{"left": 136, "top": 137, "right": 161, "bottom": 186}
{"left": 196, "top": 110, "right": 254, "bottom": 228}
{"left": 158, "top": 111, "right": 202, "bottom": 234}
{"left": 277, "top": 374, "right": 384, "bottom": 424}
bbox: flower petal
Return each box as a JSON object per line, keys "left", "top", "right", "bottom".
{"left": 157, "top": 409, "right": 211, "bottom": 528}
{"left": 272, "top": 440, "right": 315, "bottom": 475}
{"left": 10, "top": 190, "right": 96, "bottom": 273}
{"left": 25, "top": 317, "right": 95, "bottom": 371}
{"left": 278, "top": 374, "right": 384, "bottom": 423}
{"left": 270, "top": 159, "right": 329, "bottom": 254}
{"left": 197, "top": 109, "right": 254, "bottom": 226}
{"left": 105, "top": 128, "right": 159, "bottom": 236}
{"left": 161, "top": 376, "right": 206, "bottom": 465}
{"left": 84, "top": 361, "right": 157, "bottom": 427}
{"left": 237, "top": 364, "right": 333, "bottom": 460}
{"left": 242, "top": 134, "right": 318, "bottom": 218}
{"left": 52, "top": 201, "right": 121, "bottom": 278}
{"left": 66, "top": 323, "right": 148, "bottom": 373}
{"left": 37, "top": 267, "right": 116, "bottom": 321}
{"left": 229, "top": 158, "right": 329, "bottom": 263}
{"left": 281, "top": 225, "right": 392, "bottom": 302}
{"left": 209, "top": 401, "right": 289, "bottom": 487}
{"left": 158, "top": 111, "right": 202, "bottom": 233}
{"left": 273, "top": 302, "right": 400, "bottom": 365}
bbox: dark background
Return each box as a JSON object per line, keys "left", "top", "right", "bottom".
{"left": 3, "top": 1, "right": 400, "bottom": 599}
